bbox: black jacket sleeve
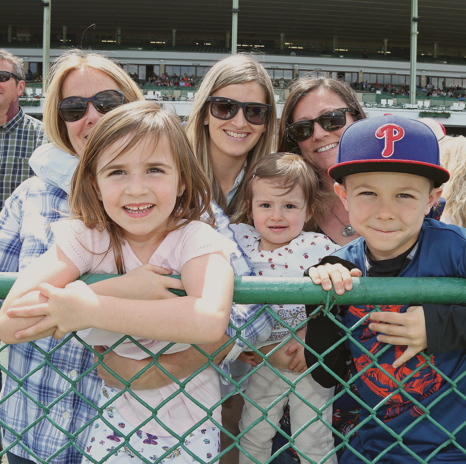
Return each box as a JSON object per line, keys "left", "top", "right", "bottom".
{"left": 424, "top": 304, "right": 466, "bottom": 354}
{"left": 308, "top": 255, "right": 362, "bottom": 271}
{"left": 304, "top": 311, "right": 351, "bottom": 388}
{"left": 303, "top": 256, "right": 359, "bottom": 388}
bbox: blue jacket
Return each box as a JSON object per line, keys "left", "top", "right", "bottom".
{"left": 310, "top": 219, "right": 466, "bottom": 463}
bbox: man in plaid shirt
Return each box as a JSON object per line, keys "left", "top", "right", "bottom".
{"left": 0, "top": 49, "right": 45, "bottom": 210}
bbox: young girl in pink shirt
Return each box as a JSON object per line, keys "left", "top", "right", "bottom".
{"left": 1, "top": 101, "right": 236, "bottom": 463}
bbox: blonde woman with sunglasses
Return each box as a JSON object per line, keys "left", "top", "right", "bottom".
{"left": 186, "top": 53, "right": 277, "bottom": 219}
{"left": 0, "top": 50, "right": 234, "bottom": 464}
{"left": 1, "top": 50, "right": 276, "bottom": 464}
{"left": 186, "top": 53, "right": 278, "bottom": 463}
{"left": 0, "top": 49, "right": 147, "bottom": 464}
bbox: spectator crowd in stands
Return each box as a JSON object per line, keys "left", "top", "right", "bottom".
{"left": 145, "top": 72, "right": 196, "bottom": 87}
{"left": 352, "top": 79, "right": 465, "bottom": 99}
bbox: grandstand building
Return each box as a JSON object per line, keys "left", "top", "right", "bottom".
{"left": 4, "top": 0, "right": 466, "bottom": 132}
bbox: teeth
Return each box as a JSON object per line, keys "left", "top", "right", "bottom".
{"left": 124, "top": 205, "right": 154, "bottom": 213}
{"left": 316, "top": 143, "right": 338, "bottom": 153}
{"left": 225, "top": 130, "right": 248, "bottom": 139}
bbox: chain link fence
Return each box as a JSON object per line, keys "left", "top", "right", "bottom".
{"left": 0, "top": 274, "right": 465, "bottom": 463}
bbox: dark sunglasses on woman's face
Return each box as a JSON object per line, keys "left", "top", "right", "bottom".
{"left": 58, "top": 90, "right": 125, "bottom": 122}
{"left": 287, "top": 108, "right": 353, "bottom": 142}
{"left": 0, "top": 71, "right": 22, "bottom": 82}
{"left": 209, "top": 96, "right": 272, "bottom": 125}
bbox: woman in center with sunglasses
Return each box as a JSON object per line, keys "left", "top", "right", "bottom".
{"left": 186, "top": 53, "right": 278, "bottom": 464}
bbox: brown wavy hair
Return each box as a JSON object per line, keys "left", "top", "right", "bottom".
{"left": 69, "top": 100, "right": 215, "bottom": 273}
{"left": 233, "top": 152, "right": 321, "bottom": 226}
{"left": 277, "top": 77, "right": 366, "bottom": 231}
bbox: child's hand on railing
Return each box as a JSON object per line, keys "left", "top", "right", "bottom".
{"left": 369, "top": 306, "right": 427, "bottom": 368}
{"left": 7, "top": 280, "right": 98, "bottom": 340}
{"left": 92, "top": 264, "right": 183, "bottom": 300}
{"left": 307, "top": 263, "right": 362, "bottom": 295}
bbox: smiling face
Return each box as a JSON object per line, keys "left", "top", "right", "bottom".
{"left": 207, "top": 81, "right": 267, "bottom": 166}
{"left": 335, "top": 171, "right": 442, "bottom": 261}
{"left": 250, "top": 178, "right": 311, "bottom": 251}
{"left": 61, "top": 68, "right": 121, "bottom": 155}
{"left": 292, "top": 88, "right": 355, "bottom": 174}
{"left": 92, "top": 133, "right": 183, "bottom": 246}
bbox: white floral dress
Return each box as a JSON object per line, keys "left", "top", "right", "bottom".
{"left": 231, "top": 223, "right": 340, "bottom": 347}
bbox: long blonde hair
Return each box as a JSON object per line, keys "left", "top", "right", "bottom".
{"left": 69, "top": 101, "right": 215, "bottom": 273}
{"left": 440, "top": 136, "right": 466, "bottom": 227}
{"left": 185, "top": 53, "right": 277, "bottom": 216}
{"left": 44, "top": 49, "right": 144, "bottom": 155}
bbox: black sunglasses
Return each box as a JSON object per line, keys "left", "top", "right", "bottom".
{"left": 0, "top": 71, "right": 22, "bottom": 82}
{"left": 287, "top": 108, "right": 353, "bottom": 142}
{"left": 209, "top": 96, "right": 272, "bottom": 125}
{"left": 58, "top": 90, "right": 125, "bottom": 122}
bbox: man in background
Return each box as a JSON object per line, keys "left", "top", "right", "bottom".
{"left": 0, "top": 49, "right": 45, "bottom": 210}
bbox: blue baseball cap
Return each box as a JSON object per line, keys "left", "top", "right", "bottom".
{"left": 328, "top": 115, "right": 450, "bottom": 187}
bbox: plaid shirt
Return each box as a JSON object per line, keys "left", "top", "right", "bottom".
{"left": 206, "top": 201, "right": 274, "bottom": 371}
{"left": 0, "top": 177, "right": 100, "bottom": 464}
{"left": 0, "top": 108, "right": 45, "bottom": 210}
{"left": 0, "top": 154, "right": 273, "bottom": 462}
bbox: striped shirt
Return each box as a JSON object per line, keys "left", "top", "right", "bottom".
{"left": 0, "top": 108, "right": 45, "bottom": 210}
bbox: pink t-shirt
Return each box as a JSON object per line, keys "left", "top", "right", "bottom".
{"left": 51, "top": 218, "right": 237, "bottom": 435}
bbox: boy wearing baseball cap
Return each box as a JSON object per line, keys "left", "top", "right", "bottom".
{"left": 304, "top": 115, "right": 466, "bottom": 463}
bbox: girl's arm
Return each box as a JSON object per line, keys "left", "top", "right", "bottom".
{"left": 95, "top": 336, "right": 233, "bottom": 390}
{"left": 89, "top": 264, "right": 184, "bottom": 301}
{"left": 8, "top": 251, "right": 234, "bottom": 345}
{"left": 0, "top": 244, "right": 80, "bottom": 344}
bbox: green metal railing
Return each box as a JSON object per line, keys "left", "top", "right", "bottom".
{"left": 0, "top": 274, "right": 466, "bottom": 463}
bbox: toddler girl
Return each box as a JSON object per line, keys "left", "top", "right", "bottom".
{"left": 2, "top": 101, "right": 237, "bottom": 463}
{"left": 231, "top": 153, "right": 339, "bottom": 463}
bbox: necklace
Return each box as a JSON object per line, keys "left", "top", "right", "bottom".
{"left": 331, "top": 210, "right": 356, "bottom": 237}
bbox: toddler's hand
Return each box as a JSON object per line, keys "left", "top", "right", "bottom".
{"left": 307, "top": 263, "right": 362, "bottom": 295}
{"left": 369, "top": 306, "right": 427, "bottom": 368}
{"left": 237, "top": 351, "right": 259, "bottom": 367}
{"left": 286, "top": 340, "right": 307, "bottom": 373}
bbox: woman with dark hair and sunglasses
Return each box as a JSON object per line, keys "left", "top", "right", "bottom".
{"left": 278, "top": 77, "right": 366, "bottom": 246}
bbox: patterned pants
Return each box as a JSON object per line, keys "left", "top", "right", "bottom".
{"left": 82, "top": 385, "right": 220, "bottom": 463}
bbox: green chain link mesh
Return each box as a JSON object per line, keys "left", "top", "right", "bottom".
{"left": 0, "top": 273, "right": 465, "bottom": 463}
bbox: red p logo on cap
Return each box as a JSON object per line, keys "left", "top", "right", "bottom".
{"left": 375, "top": 124, "right": 405, "bottom": 158}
